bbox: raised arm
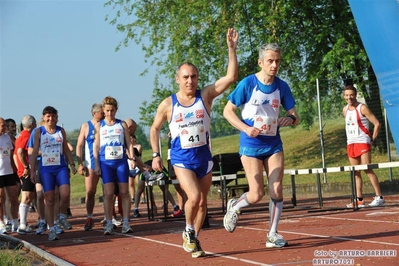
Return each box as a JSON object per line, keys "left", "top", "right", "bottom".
{"left": 202, "top": 28, "right": 239, "bottom": 108}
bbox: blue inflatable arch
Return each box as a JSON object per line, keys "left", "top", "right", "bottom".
{"left": 348, "top": 0, "right": 399, "bottom": 151}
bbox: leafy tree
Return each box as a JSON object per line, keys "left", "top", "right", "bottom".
{"left": 105, "top": 0, "right": 386, "bottom": 150}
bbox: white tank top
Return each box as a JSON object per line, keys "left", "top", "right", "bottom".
{"left": 345, "top": 103, "right": 370, "bottom": 144}
{"left": 0, "top": 134, "right": 14, "bottom": 175}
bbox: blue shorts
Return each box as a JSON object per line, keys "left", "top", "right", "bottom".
{"left": 129, "top": 168, "right": 140, "bottom": 177}
{"left": 239, "top": 143, "right": 283, "bottom": 161}
{"left": 100, "top": 160, "right": 129, "bottom": 184}
{"left": 40, "top": 168, "right": 70, "bottom": 192}
{"left": 173, "top": 161, "right": 214, "bottom": 178}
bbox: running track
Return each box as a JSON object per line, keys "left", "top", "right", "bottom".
{"left": 6, "top": 195, "right": 399, "bottom": 265}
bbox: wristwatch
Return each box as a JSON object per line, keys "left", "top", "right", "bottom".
{"left": 152, "top": 152, "right": 160, "bottom": 158}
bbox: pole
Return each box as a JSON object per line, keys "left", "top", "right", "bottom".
{"left": 316, "top": 78, "right": 327, "bottom": 183}
{"left": 384, "top": 108, "right": 393, "bottom": 181}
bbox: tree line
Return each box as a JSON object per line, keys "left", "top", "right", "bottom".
{"left": 102, "top": 0, "right": 387, "bottom": 149}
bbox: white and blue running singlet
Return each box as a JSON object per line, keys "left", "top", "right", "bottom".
{"left": 169, "top": 90, "right": 212, "bottom": 164}
{"left": 84, "top": 120, "right": 96, "bottom": 170}
{"left": 99, "top": 119, "right": 126, "bottom": 162}
{"left": 38, "top": 126, "right": 67, "bottom": 173}
{"left": 228, "top": 74, "right": 296, "bottom": 149}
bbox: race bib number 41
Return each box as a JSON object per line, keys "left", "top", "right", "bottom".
{"left": 253, "top": 115, "right": 278, "bottom": 136}
{"left": 180, "top": 126, "right": 206, "bottom": 149}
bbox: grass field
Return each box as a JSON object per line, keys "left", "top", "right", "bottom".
{"left": 69, "top": 117, "right": 398, "bottom": 202}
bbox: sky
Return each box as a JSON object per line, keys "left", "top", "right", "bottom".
{"left": 0, "top": 0, "right": 159, "bottom": 132}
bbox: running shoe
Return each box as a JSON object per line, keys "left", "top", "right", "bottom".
{"left": 29, "top": 204, "right": 36, "bottom": 213}
{"left": 34, "top": 220, "right": 41, "bottom": 228}
{"left": 54, "top": 223, "right": 64, "bottom": 234}
{"left": 182, "top": 229, "right": 197, "bottom": 252}
{"left": 84, "top": 218, "right": 94, "bottom": 231}
{"left": 172, "top": 209, "right": 184, "bottom": 218}
{"left": 103, "top": 223, "right": 114, "bottom": 235}
{"left": 191, "top": 239, "right": 205, "bottom": 258}
{"left": 140, "top": 197, "right": 146, "bottom": 204}
{"left": 223, "top": 198, "right": 240, "bottom": 233}
{"left": 112, "top": 217, "right": 121, "bottom": 227}
{"left": 58, "top": 217, "right": 72, "bottom": 230}
{"left": 346, "top": 199, "right": 366, "bottom": 208}
{"left": 11, "top": 223, "right": 18, "bottom": 233}
{"left": 133, "top": 209, "right": 141, "bottom": 218}
{"left": 121, "top": 223, "right": 133, "bottom": 234}
{"left": 146, "top": 172, "right": 165, "bottom": 186}
{"left": 0, "top": 224, "right": 7, "bottom": 234}
{"left": 48, "top": 228, "right": 59, "bottom": 241}
{"left": 368, "top": 196, "right": 385, "bottom": 207}
{"left": 266, "top": 233, "right": 288, "bottom": 248}
{"left": 17, "top": 225, "right": 34, "bottom": 235}
{"left": 36, "top": 221, "right": 47, "bottom": 235}
{"left": 66, "top": 208, "right": 73, "bottom": 218}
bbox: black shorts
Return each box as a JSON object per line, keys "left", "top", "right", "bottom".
{"left": 20, "top": 175, "right": 36, "bottom": 192}
{"left": 0, "top": 173, "right": 18, "bottom": 188}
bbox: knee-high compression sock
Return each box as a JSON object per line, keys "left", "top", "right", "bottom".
{"left": 19, "top": 203, "right": 29, "bottom": 227}
{"left": 269, "top": 198, "right": 283, "bottom": 234}
{"left": 232, "top": 192, "right": 250, "bottom": 211}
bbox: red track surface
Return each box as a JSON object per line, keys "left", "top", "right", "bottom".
{"left": 13, "top": 195, "right": 399, "bottom": 265}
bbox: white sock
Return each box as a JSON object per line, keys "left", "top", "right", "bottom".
{"left": 269, "top": 198, "right": 283, "bottom": 234}
{"left": 232, "top": 193, "right": 250, "bottom": 211}
{"left": 19, "top": 203, "right": 29, "bottom": 227}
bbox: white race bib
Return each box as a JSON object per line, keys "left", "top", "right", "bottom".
{"left": 180, "top": 126, "right": 206, "bottom": 149}
{"left": 42, "top": 151, "right": 61, "bottom": 166}
{"left": 346, "top": 124, "right": 359, "bottom": 137}
{"left": 253, "top": 115, "right": 278, "bottom": 136}
{"left": 0, "top": 147, "right": 10, "bottom": 159}
{"left": 105, "top": 146, "right": 123, "bottom": 160}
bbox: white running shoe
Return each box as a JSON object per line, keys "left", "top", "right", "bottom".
{"left": 266, "top": 233, "right": 288, "bottom": 248}
{"left": 146, "top": 172, "right": 165, "bottom": 186}
{"left": 368, "top": 196, "right": 385, "bottom": 207}
{"left": 223, "top": 198, "right": 240, "bottom": 233}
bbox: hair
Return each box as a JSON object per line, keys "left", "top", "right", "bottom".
{"left": 176, "top": 62, "right": 199, "bottom": 77}
{"left": 102, "top": 96, "right": 118, "bottom": 109}
{"left": 344, "top": 85, "right": 357, "bottom": 95}
{"left": 5, "top": 118, "right": 16, "bottom": 127}
{"left": 42, "top": 106, "right": 58, "bottom": 115}
{"left": 130, "top": 134, "right": 136, "bottom": 139}
{"left": 21, "top": 115, "right": 36, "bottom": 129}
{"left": 259, "top": 43, "right": 281, "bottom": 60}
{"left": 91, "top": 103, "right": 103, "bottom": 115}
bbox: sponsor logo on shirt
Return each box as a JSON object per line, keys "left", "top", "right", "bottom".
{"left": 185, "top": 112, "right": 194, "bottom": 119}
{"left": 196, "top": 109, "right": 204, "bottom": 119}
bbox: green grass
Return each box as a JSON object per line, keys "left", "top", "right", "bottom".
{"left": 69, "top": 117, "right": 398, "bottom": 201}
{"left": 0, "top": 249, "right": 31, "bottom": 266}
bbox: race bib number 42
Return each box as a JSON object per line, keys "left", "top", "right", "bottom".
{"left": 105, "top": 146, "right": 123, "bottom": 160}
{"left": 42, "top": 151, "right": 61, "bottom": 166}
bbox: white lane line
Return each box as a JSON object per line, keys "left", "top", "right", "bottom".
{"left": 117, "top": 233, "right": 273, "bottom": 266}
{"left": 239, "top": 227, "right": 399, "bottom": 247}
{"left": 313, "top": 215, "right": 399, "bottom": 224}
